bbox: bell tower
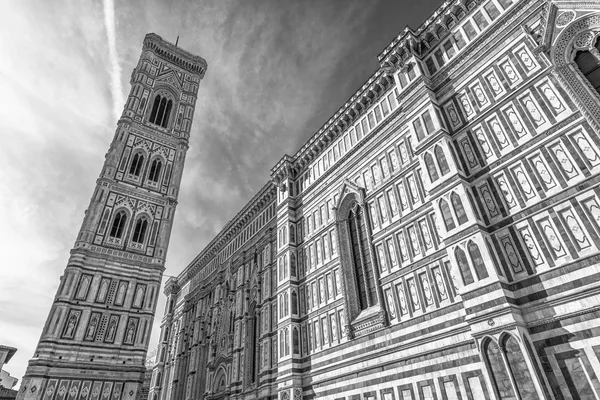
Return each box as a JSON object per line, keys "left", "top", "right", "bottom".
{"left": 17, "top": 34, "right": 207, "bottom": 400}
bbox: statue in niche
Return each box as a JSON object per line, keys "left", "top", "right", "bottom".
{"left": 125, "top": 321, "right": 136, "bottom": 343}
{"left": 64, "top": 314, "right": 78, "bottom": 338}
{"left": 106, "top": 318, "right": 117, "bottom": 341}
{"left": 77, "top": 276, "right": 90, "bottom": 299}
{"left": 86, "top": 315, "right": 99, "bottom": 340}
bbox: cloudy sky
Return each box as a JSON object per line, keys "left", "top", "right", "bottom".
{"left": 0, "top": 0, "right": 441, "bottom": 384}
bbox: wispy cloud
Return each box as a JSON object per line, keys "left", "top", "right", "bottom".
{"left": 103, "top": 0, "right": 124, "bottom": 120}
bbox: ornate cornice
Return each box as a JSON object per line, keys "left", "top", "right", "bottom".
{"left": 143, "top": 33, "right": 208, "bottom": 78}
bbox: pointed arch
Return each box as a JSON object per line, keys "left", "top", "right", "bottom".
{"left": 148, "top": 158, "right": 163, "bottom": 183}
{"left": 291, "top": 290, "right": 298, "bottom": 315}
{"left": 440, "top": 199, "right": 456, "bottom": 231}
{"left": 455, "top": 247, "right": 474, "bottom": 285}
{"left": 435, "top": 145, "right": 450, "bottom": 175}
{"left": 501, "top": 334, "right": 539, "bottom": 399}
{"left": 451, "top": 192, "right": 468, "bottom": 225}
{"left": 109, "top": 210, "right": 128, "bottom": 239}
{"left": 424, "top": 152, "right": 439, "bottom": 182}
{"left": 129, "top": 152, "right": 145, "bottom": 177}
{"left": 132, "top": 217, "right": 149, "bottom": 244}
{"left": 468, "top": 240, "right": 489, "bottom": 280}
{"left": 293, "top": 326, "right": 300, "bottom": 354}
{"left": 149, "top": 95, "right": 161, "bottom": 123}
{"left": 482, "top": 337, "right": 517, "bottom": 399}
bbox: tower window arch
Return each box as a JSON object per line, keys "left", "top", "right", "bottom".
{"left": 149, "top": 94, "right": 174, "bottom": 128}
{"left": 424, "top": 152, "right": 439, "bottom": 182}
{"left": 468, "top": 240, "right": 489, "bottom": 280}
{"left": 451, "top": 192, "right": 468, "bottom": 225}
{"left": 440, "top": 199, "right": 456, "bottom": 231}
{"left": 129, "top": 153, "right": 145, "bottom": 177}
{"left": 109, "top": 211, "right": 127, "bottom": 239}
{"left": 435, "top": 145, "right": 450, "bottom": 175}
{"left": 148, "top": 158, "right": 163, "bottom": 183}
{"left": 132, "top": 217, "right": 149, "bottom": 244}
{"left": 574, "top": 36, "right": 600, "bottom": 95}
{"left": 455, "top": 247, "right": 474, "bottom": 286}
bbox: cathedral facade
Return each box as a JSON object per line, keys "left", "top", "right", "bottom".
{"left": 17, "top": 35, "right": 207, "bottom": 400}
{"left": 150, "top": 1, "right": 600, "bottom": 399}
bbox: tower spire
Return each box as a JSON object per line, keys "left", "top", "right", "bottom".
{"left": 17, "top": 33, "right": 207, "bottom": 400}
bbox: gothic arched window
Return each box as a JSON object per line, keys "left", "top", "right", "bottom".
{"left": 149, "top": 95, "right": 174, "bottom": 128}
{"left": 291, "top": 291, "right": 298, "bottom": 315}
{"left": 293, "top": 327, "right": 300, "bottom": 354}
{"left": 468, "top": 241, "right": 489, "bottom": 280}
{"left": 502, "top": 335, "right": 539, "bottom": 399}
{"left": 440, "top": 199, "right": 456, "bottom": 231}
{"left": 132, "top": 218, "right": 149, "bottom": 244}
{"left": 109, "top": 211, "right": 127, "bottom": 239}
{"left": 451, "top": 192, "right": 468, "bottom": 225}
{"left": 424, "top": 152, "right": 439, "bottom": 182}
{"left": 483, "top": 339, "right": 517, "bottom": 399}
{"left": 129, "top": 153, "right": 144, "bottom": 177}
{"left": 574, "top": 38, "right": 600, "bottom": 94}
{"left": 148, "top": 159, "right": 162, "bottom": 183}
{"left": 455, "top": 247, "right": 474, "bottom": 286}
{"left": 435, "top": 145, "right": 450, "bottom": 175}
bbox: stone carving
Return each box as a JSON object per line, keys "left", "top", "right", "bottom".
{"left": 556, "top": 11, "right": 575, "bottom": 28}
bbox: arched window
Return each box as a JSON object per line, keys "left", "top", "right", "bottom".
{"left": 435, "top": 145, "right": 450, "bottom": 175}
{"left": 279, "top": 295, "right": 284, "bottom": 318}
{"left": 129, "top": 153, "right": 144, "bottom": 177}
{"left": 574, "top": 38, "right": 600, "bottom": 94}
{"left": 149, "top": 95, "right": 174, "bottom": 128}
{"left": 290, "top": 253, "right": 297, "bottom": 277}
{"left": 284, "top": 254, "right": 288, "bottom": 278}
{"left": 148, "top": 159, "right": 162, "bottom": 183}
{"left": 109, "top": 211, "right": 127, "bottom": 239}
{"left": 285, "top": 327, "right": 290, "bottom": 356}
{"left": 424, "top": 152, "right": 439, "bottom": 182}
{"left": 293, "top": 327, "right": 300, "bottom": 354}
{"left": 468, "top": 241, "right": 489, "bottom": 280}
{"left": 503, "top": 335, "right": 539, "bottom": 399}
{"left": 349, "top": 208, "right": 371, "bottom": 310}
{"left": 440, "top": 199, "right": 456, "bottom": 231}
{"left": 149, "top": 95, "right": 161, "bottom": 123}
{"left": 280, "top": 330, "right": 285, "bottom": 357}
{"left": 484, "top": 339, "right": 517, "bottom": 399}
{"left": 291, "top": 291, "right": 298, "bottom": 315}
{"left": 451, "top": 192, "right": 468, "bottom": 225}
{"left": 455, "top": 247, "right": 474, "bottom": 285}
{"left": 132, "top": 218, "right": 149, "bottom": 244}
{"left": 156, "top": 371, "right": 162, "bottom": 387}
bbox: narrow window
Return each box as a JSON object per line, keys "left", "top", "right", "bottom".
{"left": 440, "top": 199, "right": 456, "bottom": 231}
{"left": 149, "top": 95, "right": 161, "bottom": 123}
{"left": 434, "top": 145, "right": 450, "bottom": 175}
{"left": 455, "top": 247, "right": 474, "bottom": 285}
{"left": 424, "top": 153, "right": 439, "bottom": 182}
{"left": 293, "top": 327, "right": 300, "bottom": 354}
{"left": 132, "top": 218, "right": 149, "bottom": 244}
{"left": 484, "top": 339, "right": 518, "bottom": 399}
{"left": 413, "top": 118, "right": 426, "bottom": 141}
{"left": 468, "top": 241, "right": 489, "bottom": 280}
{"left": 291, "top": 291, "right": 298, "bottom": 315}
{"left": 451, "top": 192, "right": 469, "bottom": 225}
{"left": 156, "top": 97, "right": 167, "bottom": 125}
{"left": 422, "top": 110, "right": 435, "bottom": 134}
{"left": 129, "top": 153, "right": 144, "bottom": 176}
{"left": 109, "top": 211, "right": 127, "bottom": 239}
{"left": 161, "top": 100, "right": 173, "bottom": 128}
{"left": 148, "top": 159, "right": 162, "bottom": 183}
